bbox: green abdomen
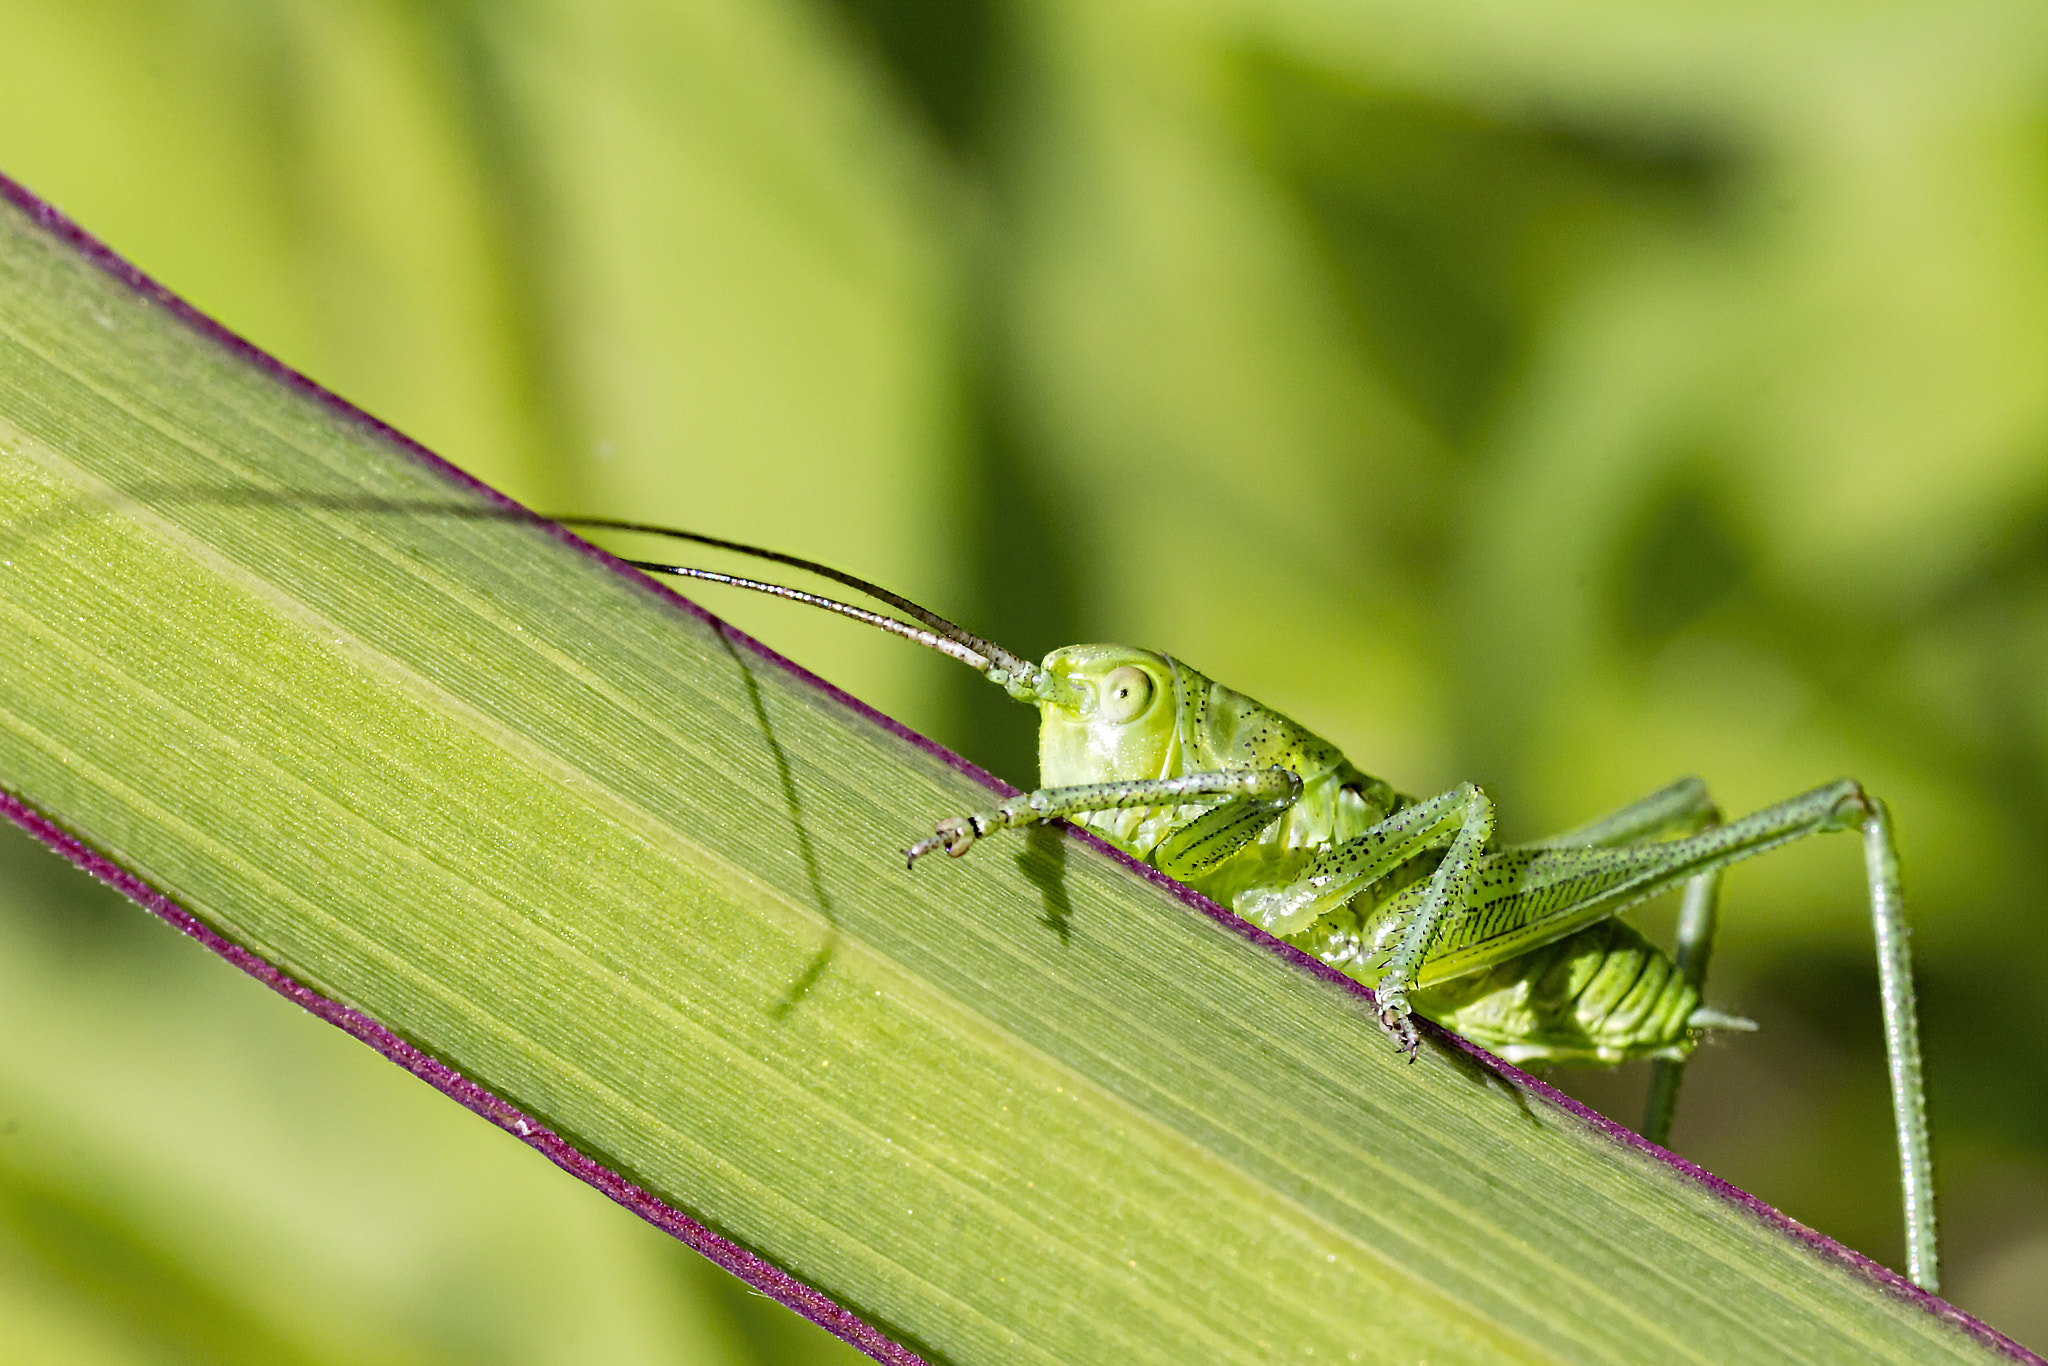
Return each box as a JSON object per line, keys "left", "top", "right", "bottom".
{"left": 1405, "top": 920, "right": 1701, "bottom": 1065}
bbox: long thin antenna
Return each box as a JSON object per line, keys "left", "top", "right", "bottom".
{"left": 552, "top": 517, "right": 1027, "bottom": 673}
{"left": 177, "top": 493, "right": 1068, "bottom": 702}
{"left": 552, "top": 515, "right": 1062, "bottom": 701}
{"left": 617, "top": 558, "right": 996, "bottom": 672}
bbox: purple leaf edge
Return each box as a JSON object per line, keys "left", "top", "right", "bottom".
{"left": 0, "top": 168, "right": 2036, "bottom": 1366}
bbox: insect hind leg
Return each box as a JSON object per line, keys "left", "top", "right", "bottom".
{"left": 1641, "top": 866, "right": 1722, "bottom": 1147}
{"left": 1525, "top": 775, "right": 1718, "bottom": 850}
{"left": 1547, "top": 779, "right": 1935, "bottom": 1291}
{"left": 1522, "top": 776, "right": 1729, "bottom": 1147}
{"left": 1662, "top": 780, "right": 1935, "bottom": 1291}
{"left": 1860, "top": 793, "right": 1938, "bottom": 1292}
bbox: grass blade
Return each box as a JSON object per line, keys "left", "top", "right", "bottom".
{"left": 0, "top": 173, "right": 2033, "bottom": 1365}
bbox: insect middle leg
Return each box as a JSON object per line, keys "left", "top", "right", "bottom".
{"left": 1230, "top": 783, "right": 1499, "bottom": 1058}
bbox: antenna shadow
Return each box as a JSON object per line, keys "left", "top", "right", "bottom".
{"left": 713, "top": 623, "right": 840, "bottom": 1020}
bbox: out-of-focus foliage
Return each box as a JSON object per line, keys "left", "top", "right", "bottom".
{"left": 1, "top": 0, "right": 2045, "bottom": 1357}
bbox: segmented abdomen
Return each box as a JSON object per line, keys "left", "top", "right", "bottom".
{"left": 1407, "top": 919, "right": 1701, "bottom": 1065}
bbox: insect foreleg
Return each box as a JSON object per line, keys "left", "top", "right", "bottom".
{"left": 903, "top": 768, "right": 1302, "bottom": 867}
{"left": 1150, "top": 785, "right": 1307, "bottom": 880}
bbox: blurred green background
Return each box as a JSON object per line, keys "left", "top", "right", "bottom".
{"left": 3, "top": 0, "right": 2047, "bottom": 1358}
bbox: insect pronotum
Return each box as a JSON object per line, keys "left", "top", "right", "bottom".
{"left": 555, "top": 514, "right": 1940, "bottom": 1295}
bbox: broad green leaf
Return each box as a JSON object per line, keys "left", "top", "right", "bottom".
{"left": 0, "top": 182, "right": 2024, "bottom": 1365}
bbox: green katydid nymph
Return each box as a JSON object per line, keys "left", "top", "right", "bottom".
{"left": 558, "top": 514, "right": 1940, "bottom": 1295}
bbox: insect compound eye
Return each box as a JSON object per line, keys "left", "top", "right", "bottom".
{"left": 1099, "top": 665, "right": 1155, "bottom": 724}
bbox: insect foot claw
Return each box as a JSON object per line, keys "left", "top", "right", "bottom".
{"left": 1375, "top": 994, "right": 1420, "bottom": 1062}
{"left": 905, "top": 816, "right": 976, "bottom": 869}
